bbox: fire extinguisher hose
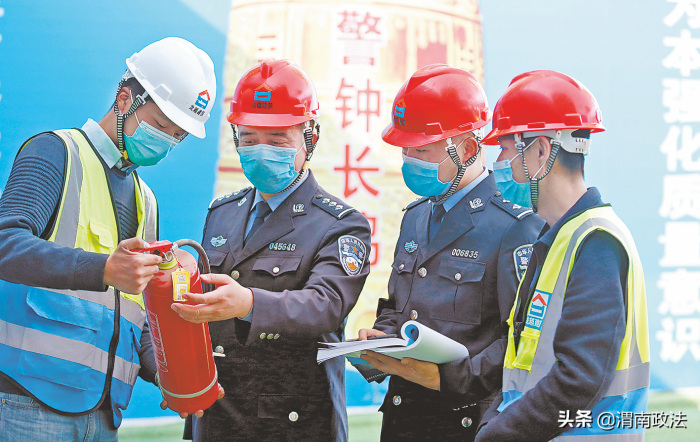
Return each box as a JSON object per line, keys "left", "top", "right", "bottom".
{"left": 174, "top": 239, "right": 214, "bottom": 293}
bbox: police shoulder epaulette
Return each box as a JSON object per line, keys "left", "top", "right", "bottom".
{"left": 403, "top": 197, "right": 429, "bottom": 211}
{"left": 491, "top": 196, "right": 535, "bottom": 220}
{"left": 208, "top": 187, "right": 253, "bottom": 210}
{"left": 312, "top": 194, "right": 357, "bottom": 219}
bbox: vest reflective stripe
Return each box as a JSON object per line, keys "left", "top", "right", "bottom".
{"left": 605, "top": 363, "right": 650, "bottom": 397}
{"left": 49, "top": 130, "right": 83, "bottom": 247}
{"left": 47, "top": 288, "right": 145, "bottom": 330}
{"left": 501, "top": 363, "right": 651, "bottom": 405}
{"left": 136, "top": 177, "right": 158, "bottom": 243}
{"left": 500, "top": 206, "right": 650, "bottom": 439}
{"left": 0, "top": 319, "right": 140, "bottom": 386}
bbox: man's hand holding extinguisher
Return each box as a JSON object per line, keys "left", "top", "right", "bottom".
{"left": 103, "top": 237, "right": 163, "bottom": 294}
{"left": 171, "top": 273, "right": 253, "bottom": 322}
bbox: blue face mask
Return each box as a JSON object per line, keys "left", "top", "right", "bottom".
{"left": 124, "top": 112, "right": 180, "bottom": 167}
{"left": 401, "top": 154, "right": 453, "bottom": 197}
{"left": 493, "top": 155, "right": 532, "bottom": 208}
{"left": 238, "top": 144, "right": 301, "bottom": 194}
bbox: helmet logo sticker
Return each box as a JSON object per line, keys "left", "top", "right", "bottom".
{"left": 196, "top": 90, "right": 210, "bottom": 109}
{"left": 338, "top": 235, "right": 367, "bottom": 276}
{"left": 189, "top": 90, "right": 210, "bottom": 116}
{"left": 253, "top": 84, "right": 273, "bottom": 109}
{"left": 394, "top": 98, "right": 406, "bottom": 126}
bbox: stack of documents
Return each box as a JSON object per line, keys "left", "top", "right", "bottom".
{"left": 317, "top": 321, "right": 469, "bottom": 365}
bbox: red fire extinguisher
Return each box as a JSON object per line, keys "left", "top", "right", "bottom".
{"left": 136, "top": 239, "right": 219, "bottom": 415}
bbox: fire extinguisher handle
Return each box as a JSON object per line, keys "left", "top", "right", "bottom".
{"left": 132, "top": 240, "right": 174, "bottom": 255}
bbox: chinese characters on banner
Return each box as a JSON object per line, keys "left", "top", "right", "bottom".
{"left": 215, "top": 0, "right": 484, "bottom": 338}
{"left": 657, "top": 0, "right": 700, "bottom": 363}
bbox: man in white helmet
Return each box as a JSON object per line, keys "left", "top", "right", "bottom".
{"left": 0, "top": 37, "right": 216, "bottom": 441}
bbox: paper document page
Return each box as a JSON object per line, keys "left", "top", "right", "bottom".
{"left": 316, "top": 321, "right": 469, "bottom": 364}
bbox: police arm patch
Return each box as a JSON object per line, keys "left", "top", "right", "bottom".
{"left": 338, "top": 235, "right": 367, "bottom": 276}
{"left": 513, "top": 244, "right": 533, "bottom": 281}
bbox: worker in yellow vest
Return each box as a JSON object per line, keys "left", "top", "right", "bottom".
{"left": 0, "top": 37, "right": 216, "bottom": 441}
{"left": 475, "top": 70, "right": 649, "bottom": 441}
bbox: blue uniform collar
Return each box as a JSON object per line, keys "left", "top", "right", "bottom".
{"left": 433, "top": 166, "right": 488, "bottom": 214}
{"left": 81, "top": 119, "right": 136, "bottom": 174}
{"left": 537, "top": 187, "right": 607, "bottom": 247}
{"left": 251, "top": 171, "right": 310, "bottom": 214}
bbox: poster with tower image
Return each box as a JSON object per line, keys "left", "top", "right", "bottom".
{"left": 214, "top": 0, "right": 485, "bottom": 341}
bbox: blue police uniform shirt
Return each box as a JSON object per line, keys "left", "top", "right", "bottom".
{"left": 244, "top": 172, "right": 310, "bottom": 237}
{"left": 429, "top": 167, "right": 487, "bottom": 242}
{"left": 238, "top": 172, "right": 310, "bottom": 322}
{"left": 432, "top": 166, "right": 488, "bottom": 218}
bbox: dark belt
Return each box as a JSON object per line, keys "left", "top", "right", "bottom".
{"left": 0, "top": 371, "right": 112, "bottom": 411}
{"left": 0, "top": 372, "right": 26, "bottom": 395}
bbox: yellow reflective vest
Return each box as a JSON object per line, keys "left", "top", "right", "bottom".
{"left": 0, "top": 129, "right": 157, "bottom": 427}
{"left": 499, "top": 206, "right": 650, "bottom": 440}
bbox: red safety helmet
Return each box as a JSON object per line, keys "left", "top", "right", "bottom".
{"left": 483, "top": 70, "right": 605, "bottom": 145}
{"left": 227, "top": 59, "right": 319, "bottom": 127}
{"left": 382, "top": 64, "right": 490, "bottom": 148}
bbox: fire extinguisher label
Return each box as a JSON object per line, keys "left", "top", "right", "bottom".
{"left": 172, "top": 270, "right": 190, "bottom": 302}
{"left": 147, "top": 310, "right": 168, "bottom": 372}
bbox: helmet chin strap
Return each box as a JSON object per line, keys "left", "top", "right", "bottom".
{"left": 431, "top": 135, "right": 480, "bottom": 205}
{"left": 230, "top": 120, "right": 321, "bottom": 195}
{"left": 113, "top": 80, "right": 148, "bottom": 161}
{"left": 515, "top": 131, "right": 561, "bottom": 212}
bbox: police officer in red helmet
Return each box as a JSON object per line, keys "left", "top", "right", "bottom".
{"left": 358, "top": 64, "right": 543, "bottom": 441}
{"left": 172, "top": 59, "right": 372, "bottom": 442}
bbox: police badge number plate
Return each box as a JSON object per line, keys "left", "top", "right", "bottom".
{"left": 513, "top": 244, "right": 533, "bottom": 281}
{"left": 338, "top": 235, "right": 367, "bottom": 276}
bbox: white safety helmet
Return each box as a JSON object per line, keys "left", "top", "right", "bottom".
{"left": 515, "top": 129, "right": 592, "bottom": 155}
{"left": 123, "top": 37, "right": 216, "bottom": 139}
